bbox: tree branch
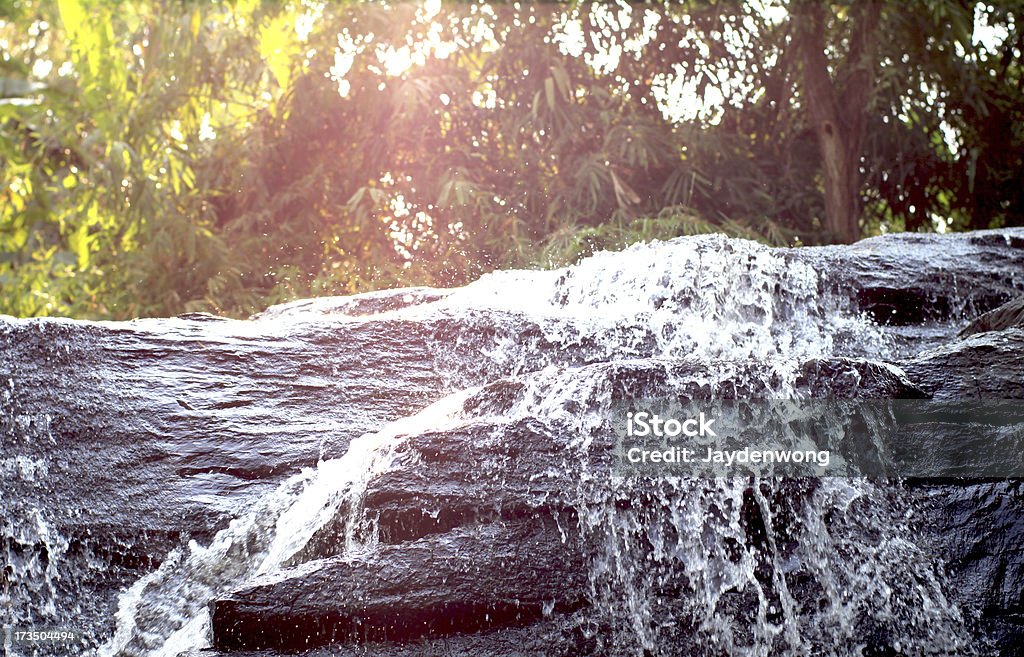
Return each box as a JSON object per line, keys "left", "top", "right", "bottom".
{"left": 793, "top": 1, "right": 841, "bottom": 138}
{"left": 839, "top": 1, "right": 882, "bottom": 143}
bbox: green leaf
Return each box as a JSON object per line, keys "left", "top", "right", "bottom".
{"left": 259, "top": 14, "right": 296, "bottom": 91}
{"left": 67, "top": 205, "right": 98, "bottom": 270}
{"left": 191, "top": 8, "right": 202, "bottom": 40}
{"left": 57, "top": 0, "right": 88, "bottom": 40}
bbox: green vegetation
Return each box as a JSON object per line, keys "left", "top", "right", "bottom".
{"left": 1, "top": 1, "right": 1021, "bottom": 319}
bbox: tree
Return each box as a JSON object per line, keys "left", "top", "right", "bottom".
{"left": 0, "top": 0, "right": 302, "bottom": 317}
{"left": 1, "top": 0, "right": 1021, "bottom": 319}
{"left": 793, "top": 0, "right": 881, "bottom": 243}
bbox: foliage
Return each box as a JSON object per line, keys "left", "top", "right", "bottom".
{"left": 0, "top": 0, "right": 292, "bottom": 316}
{"left": 0, "top": 1, "right": 1021, "bottom": 318}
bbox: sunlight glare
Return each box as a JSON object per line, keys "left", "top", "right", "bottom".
{"left": 973, "top": 3, "right": 1010, "bottom": 53}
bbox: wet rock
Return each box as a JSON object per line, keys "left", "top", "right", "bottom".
{"left": 0, "top": 315, "right": 444, "bottom": 529}
{"left": 210, "top": 518, "right": 588, "bottom": 651}
{"left": 914, "top": 482, "right": 1024, "bottom": 654}
{"left": 959, "top": 296, "right": 1024, "bottom": 337}
{"left": 237, "top": 356, "right": 940, "bottom": 654}
{"left": 898, "top": 322, "right": 1024, "bottom": 650}
{"left": 358, "top": 417, "right": 581, "bottom": 547}
{"left": 901, "top": 328, "right": 1024, "bottom": 399}
{"left": 810, "top": 229, "right": 1024, "bottom": 325}
{"left": 180, "top": 617, "right": 592, "bottom": 657}
{"left": 796, "top": 357, "right": 927, "bottom": 398}
{"left": 5, "top": 228, "right": 1024, "bottom": 655}
{"left": 0, "top": 315, "right": 446, "bottom": 633}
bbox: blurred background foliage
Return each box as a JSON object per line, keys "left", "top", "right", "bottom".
{"left": 0, "top": 0, "right": 1021, "bottom": 318}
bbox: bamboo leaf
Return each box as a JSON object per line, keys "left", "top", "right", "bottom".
{"left": 191, "top": 8, "right": 202, "bottom": 40}
{"left": 259, "top": 14, "right": 296, "bottom": 91}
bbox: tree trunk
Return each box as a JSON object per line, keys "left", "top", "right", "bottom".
{"left": 794, "top": 1, "right": 882, "bottom": 243}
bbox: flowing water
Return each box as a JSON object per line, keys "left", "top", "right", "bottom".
{"left": 2, "top": 235, "right": 1004, "bottom": 656}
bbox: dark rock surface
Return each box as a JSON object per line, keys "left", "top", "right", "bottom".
{"left": 211, "top": 518, "right": 588, "bottom": 651}
{"left": 182, "top": 618, "right": 591, "bottom": 657}
{"left": 901, "top": 328, "right": 1024, "bottom": 399}
{"left": 914, "top": 481, "right": 1024, "bottom": 656}
{"left": 358, "top": 416, "right": 582, "bottom": 547}
{"left": 959, "top": 295, "right": 1024, "bottom": 337}
{"left": 0, "top": 316, "right": 446, "bottom": 637}
{"left": 3, "top": 228, "right": 1024, "bottom": 656}
{"left": 810, "top": 230, "right": 1024, "bottom": 325}
{"left": 899, "top": 314, "right": 1024, "bottom": 653}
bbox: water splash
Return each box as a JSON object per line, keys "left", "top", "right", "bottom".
{"left": 20, "top": 234, "right": 992, "bottom": 655}
{"left": 573, "top": 475, "right": 978, "bottom": 657}
{"left": 2, "top": 508, "right": 67, "bottom": 629}
{"left": 451, "top": 363, "right": 982, "bottom": 656}
{"left": 98, "top": 392, "right": 473, "bottom": 657}
{"left": 418, "top": 237, "right": 890, "bottom": 390}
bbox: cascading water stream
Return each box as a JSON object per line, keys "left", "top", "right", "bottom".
{"left": 6, "top": 234, "right": 1006, "bottom": 656}
{"left": 97, "top": 392, "right": 476, "bottom": 657}
{"left": 449, "top": 362, "right": 980, "bottom": 657}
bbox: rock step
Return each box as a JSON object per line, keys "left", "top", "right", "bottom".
{"left": 210, "top": 518, "right": 587, "bottom": 651}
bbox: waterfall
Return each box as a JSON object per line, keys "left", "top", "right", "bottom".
{"left": 97, "top": 392, "right": 474, "bottom": 657}
{"left": 6, "top": 233, "right": 1014, "bottom": 656}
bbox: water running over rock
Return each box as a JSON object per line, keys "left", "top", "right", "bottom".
{"left": 2, "top": 230, "right": 1023, "bottom": 656}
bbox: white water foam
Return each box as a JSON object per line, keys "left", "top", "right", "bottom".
{"left": 425, "top": 235, "right": 888, "bottom": 362}
{"left": 97, "top": 391, "right": 474, "bottom": 657}
{"left": 92, "top": 234, "right": 971, "bottom": 656}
